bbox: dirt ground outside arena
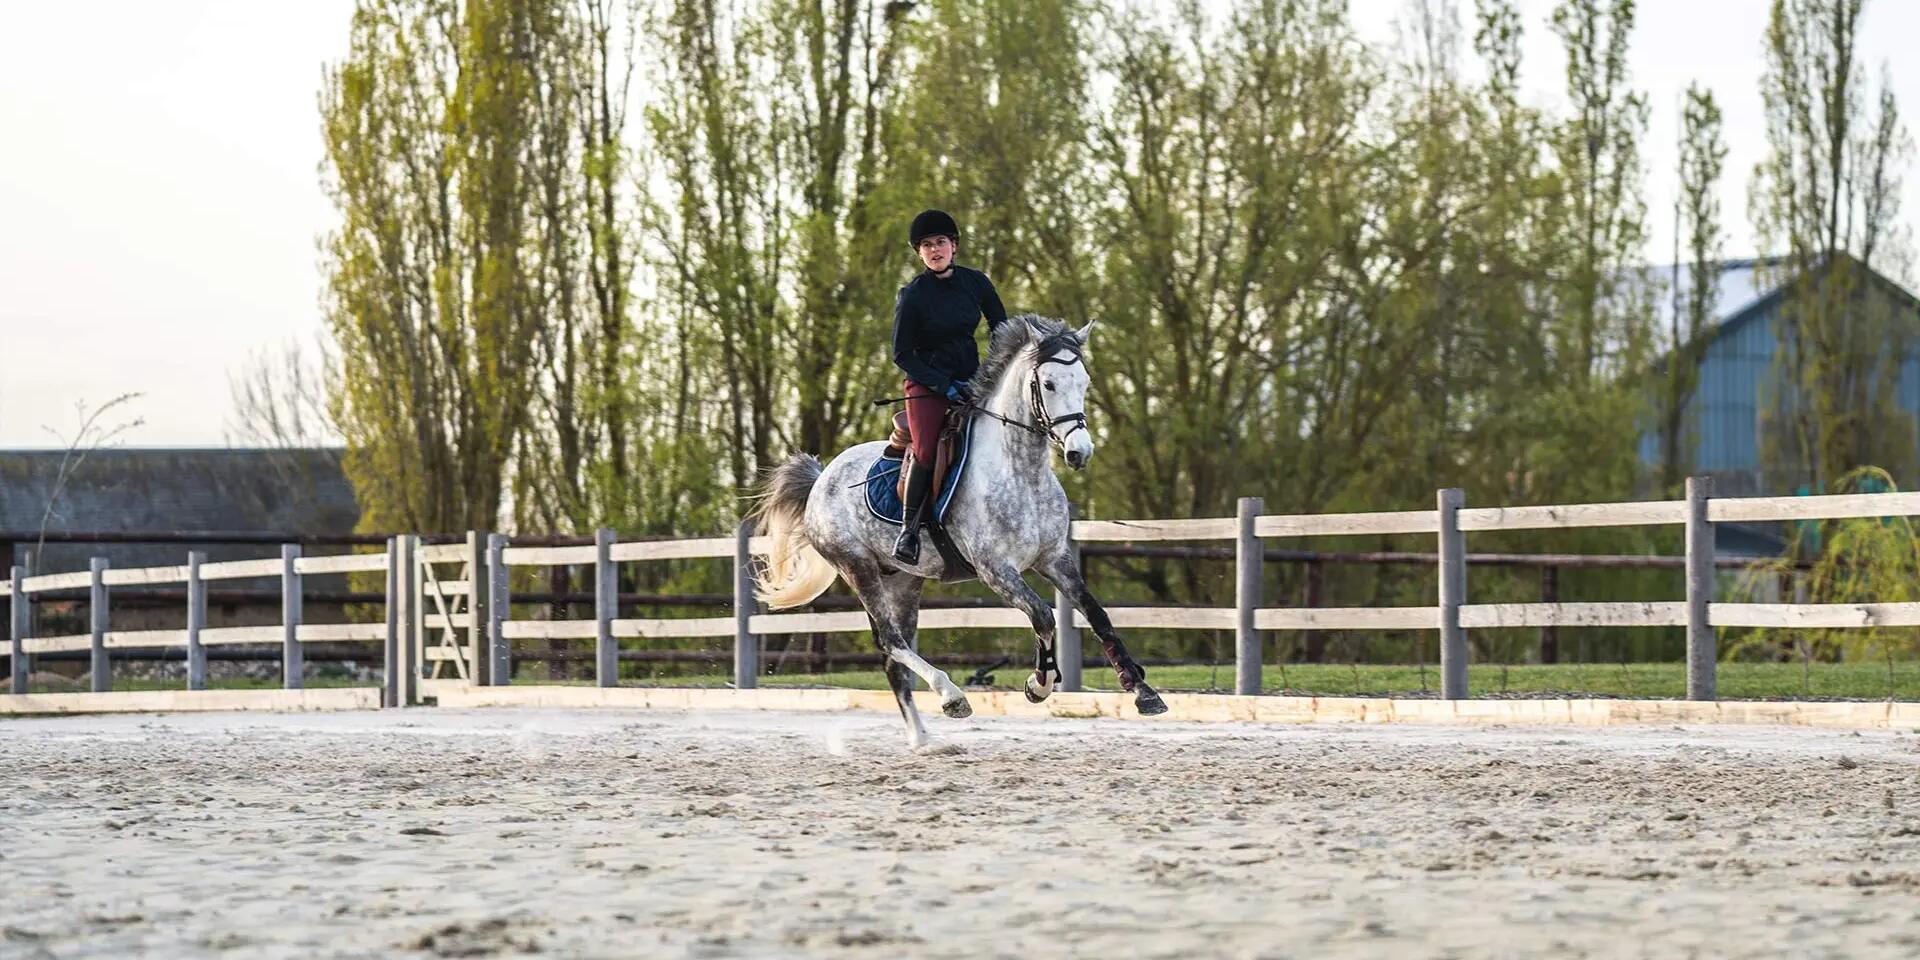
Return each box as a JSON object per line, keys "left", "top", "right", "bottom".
{"left": 3, "top": 708, "right": 1919, "bottom": 959}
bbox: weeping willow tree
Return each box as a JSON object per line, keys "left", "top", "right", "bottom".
{"left": 1731, "top": 467, "right": 1920, "bottom": 694}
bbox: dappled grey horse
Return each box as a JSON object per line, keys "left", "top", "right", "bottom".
{"left": 750, "top": 315, "right": 1166, "bottom": 748}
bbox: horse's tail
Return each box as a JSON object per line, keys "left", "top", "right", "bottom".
{"left": 749, "top": 453, "right": 839, "bottom": 610}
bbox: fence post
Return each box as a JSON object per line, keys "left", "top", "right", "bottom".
{"left": 1235, "top": 496, "right": 1264, "bottom": 696}
{"left": 1686, "top": 475, "right": 1716, "bottom": 701}
{"left": 383, "top": 537, "right": 400, "bottom": 708}
{"left": 488, "top": 533, "right": 510, "bottom": 686}
{"left": 733, "top": 519, "right": 758, "bottom": 689}
{"left": 1437, "top": 488, "right": 1467, "bottom": 700}
{"left": 1054, "top": 544, "right": 1083, "bottom": 693}
{"left": 17, "top": 552, "right": 32, "bottom": 689}
{"left": 595, "top": 527, "right": 617, "bottom": 687}
{"left": 548, "top": 563, "right": 571, "bottom": 681}
{"left": 401, "top": 535, "right": 421, "bottom": 706}
{"left": 1538, "top": 566, "right": 1559, "bottom": 664}
{"left": 8, "top": 565, "right": 25, "bottom": 694}
{"left": 89, "top": 557, "right": 110, "bottom": 692}
{"left": 0, "top": 543, "right": 10, "bottom": 692}
{"left": 187, "top": 551, "right": 207, "bottom": 691}
{"left": 1302, "top": 560, "right": 1326, "bottom": 663}
{"left": 466, "top": 530, "right": 488, "bottom": 686}
{"left": 282, "top": 544, "right": 304, "bottom": 690}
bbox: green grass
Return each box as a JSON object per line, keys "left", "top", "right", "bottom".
{"left": 19, "top": 662, "right": 1918, "bottom": 701}
{"left": 622, "top": 661, "right": 1920, "bottom": 700}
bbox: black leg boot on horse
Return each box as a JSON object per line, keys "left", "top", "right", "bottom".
{"left": 892, "top": 461, "right": 936, "bottom": 564}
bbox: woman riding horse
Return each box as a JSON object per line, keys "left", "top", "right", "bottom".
{"left": 891, "top": 209, "right": 1007, "bottom": 564}
{"left": 748, "top": 208, "right": 1166, "bottom": 747}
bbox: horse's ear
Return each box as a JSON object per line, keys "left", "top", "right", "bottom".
{"left": 1074, "top": 320, "right": 1095, "bottom": 344}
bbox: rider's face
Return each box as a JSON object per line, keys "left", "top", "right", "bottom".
{"left": 916, "top": 235, "right": 955, "bottom": 273}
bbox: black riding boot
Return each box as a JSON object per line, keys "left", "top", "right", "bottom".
{"left": 893, "top": 462, "right": 936, "bottom": 564}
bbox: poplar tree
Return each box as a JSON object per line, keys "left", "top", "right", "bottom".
{"left": 1751, "top": 0, "right": 1915, "bottom": 494}
{"left": 1654, "top": 84, "right": 1725, "bottom": 495}
{"left": 320, "top": 0, "right": 575, "bottom": 533}
{"left": 1550, "top": 0, "right": 1651, "bottom": 385}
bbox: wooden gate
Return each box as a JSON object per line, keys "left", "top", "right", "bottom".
{"left": 415, "top": 534, "right": 488, "bottom": 691}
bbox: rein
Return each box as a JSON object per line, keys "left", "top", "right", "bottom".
{"left": 870, "top": 350, "right": 1087, "bottom": 451}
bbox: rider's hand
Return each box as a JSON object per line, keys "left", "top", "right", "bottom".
{"left": 945, "top": 380, "right": 975, "bottom": 404}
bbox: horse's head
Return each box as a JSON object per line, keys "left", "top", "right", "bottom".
{"left": 1030, "top": 318, "right": 1095, "bottom": 470}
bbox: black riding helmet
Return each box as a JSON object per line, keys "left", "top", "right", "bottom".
{"left": 909, "top": 209, "right": 959, "bottom": 247}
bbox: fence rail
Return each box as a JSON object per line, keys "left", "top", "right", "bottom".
{"left": 8, "top": 476, "right": 1920, "bottom": 704}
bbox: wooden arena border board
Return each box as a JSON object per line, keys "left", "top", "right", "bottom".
{"left": 430, "top": 684, "right": 1920, "bottom": 730}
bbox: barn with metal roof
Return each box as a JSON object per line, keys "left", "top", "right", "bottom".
{"left": 1636, "top": 254, "right": 1920, "bottom": 553}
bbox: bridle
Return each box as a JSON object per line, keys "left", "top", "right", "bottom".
{"left": 1027, "top": 351, "right": 1088, "bottom": 452}
{"left": 966, "top": 350, "right": 1087, "bottom": 452}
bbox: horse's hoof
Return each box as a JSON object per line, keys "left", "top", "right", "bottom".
{"left": 941, "top": 695, "right": 974, "bottom": 719}
{"left": 1024, "top": 673, "right": 1053, "bottom": 704}
{"left": 1134, "top": 683, "right": 1168, "bottom": 717}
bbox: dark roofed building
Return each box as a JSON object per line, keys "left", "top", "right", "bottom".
{"left": 1, "top": 447, "right": 362, "bottom": 575}
{"left": 1637, "top": 255, "right": 1920, "bottom": 494}
{"left": 2, "top": 449, "right": 367, "bottom": 683}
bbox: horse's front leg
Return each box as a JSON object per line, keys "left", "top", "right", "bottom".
{"left": 972, "top": 561, "right": 1060, "bottom": 704}
{"left": 1038, "top": 551, "right": 1168, "bottom": 716}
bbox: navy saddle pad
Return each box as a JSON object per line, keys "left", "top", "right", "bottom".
{"left": 864, "top": 416, "right": 976, "bottom": 526}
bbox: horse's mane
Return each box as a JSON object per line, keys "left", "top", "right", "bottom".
{"left": 974, "top": 314, "right": 1080, "bottom": 398}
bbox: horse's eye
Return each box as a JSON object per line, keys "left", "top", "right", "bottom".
{"left": 1044, "top": 381, "right": 1057, "bottom": 392}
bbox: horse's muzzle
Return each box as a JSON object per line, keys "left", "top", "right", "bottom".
{"left": 1065, "top": 449, "right": 1090, "bottom": 470}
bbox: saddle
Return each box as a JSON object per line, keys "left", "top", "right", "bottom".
{"left": 885, "top": 409, "right": 962, "bottom": 506}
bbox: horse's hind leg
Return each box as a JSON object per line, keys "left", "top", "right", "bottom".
{"left": 882, "top": 636, "right": 972, "bottom": 721}
{"left": 850, "top": 566, "right": 971, "bottom": 730}
{"left": 1038, "top": 551, "right": 1168, "bottom": 716}
{"left": 863, "top": 612, "right": 928, "bottom": 747}
{"left": 973, "top": 561, "right": 1060, "bottom": 704}
{"left": 886, "top": 656, "right": 930, "bottom": 748}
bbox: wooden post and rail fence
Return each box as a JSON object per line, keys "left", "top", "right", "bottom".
{"left": 5, "top": 476, "right": 1919, "bottom": 706}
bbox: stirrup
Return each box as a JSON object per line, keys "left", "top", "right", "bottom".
{"left": 892, "top": 526, "right": 922, "bottom": 564}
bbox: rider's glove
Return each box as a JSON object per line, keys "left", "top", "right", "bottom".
{"left": 945, "top": 380, "right": 975, "bottom": 404}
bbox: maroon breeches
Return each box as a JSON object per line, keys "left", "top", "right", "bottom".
{"left": 902, "top": 380, "right": 949, "bottom": 465}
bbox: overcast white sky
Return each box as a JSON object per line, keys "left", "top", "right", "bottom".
{"left": 3, "top": 0, "right": 1918, "bottom": 447}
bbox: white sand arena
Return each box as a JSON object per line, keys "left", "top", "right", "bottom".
{"left": 3, "top": 706, "right": 1918, "bottom": 958}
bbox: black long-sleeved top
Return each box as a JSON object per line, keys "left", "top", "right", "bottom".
{"left": 891, "top": 265, "right": 1008, "bottom": 393}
